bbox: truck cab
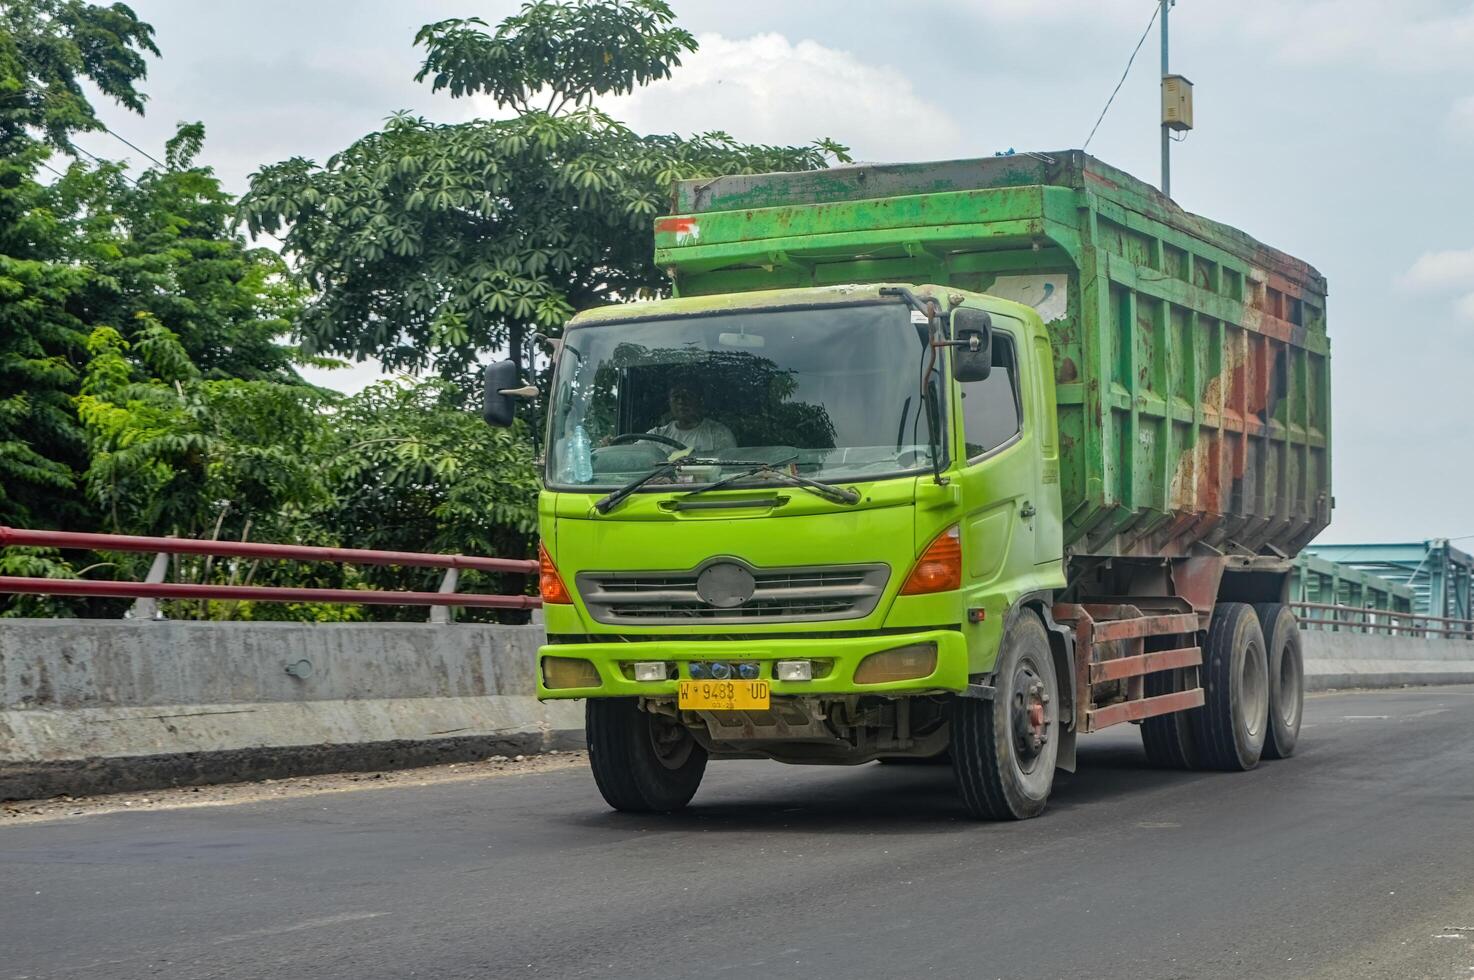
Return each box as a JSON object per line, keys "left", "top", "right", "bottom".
{"left": 492, "top": 283, "right": 1074, "bottom": 814}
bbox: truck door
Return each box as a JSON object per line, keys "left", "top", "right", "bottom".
{"left": 956, "top": 322, "right": 1037, "bottom": 600}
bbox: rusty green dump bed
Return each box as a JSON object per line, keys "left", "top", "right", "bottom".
{"left": 654, "top": 150, "right": 1331, "bottom": 559}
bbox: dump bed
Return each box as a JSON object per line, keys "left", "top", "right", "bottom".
{"left": 654, "top": 150, "right": 1331, "bottom": 559}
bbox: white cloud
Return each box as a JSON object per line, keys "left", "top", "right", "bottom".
{"left": 1458, "top": 292, "right": 1474, "bottom": 322}
{"left": 1201, "top": 1, "right": 1474, "bottom": 72}
{"left": 1401, "top": 247, "right": 1474, "bottom": 324}
{"left": 591, "top": 32, "right": 967, "bottom": 163}
{"left": 1401, "top": 248, "right": 1474, "bottom": 290}
{"left": 955, "top": 0, "right": 1143, "bottom": 22}
{"left": 1448, "top": 94, "right": 1474, "bottom": 142}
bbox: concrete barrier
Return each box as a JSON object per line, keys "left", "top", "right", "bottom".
{"left": 0, "top": 620, "right": 580, "bottom": 800}
{"left": 2, "top": 619, "right": 1471, "bottom": 801}
{"left": 1301, "top": 630, "right": 1474, "bottom": 690}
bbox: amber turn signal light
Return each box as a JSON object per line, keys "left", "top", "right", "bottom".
{"left": 854, "top": 644, "right": 939, "bottom": 684}
{"left": 539, "top": 542, "right": 572, "bottom": 604}
{"left": 542, "top": 657, "right": 600, "bottom": 690}
{"left": 900, "top": 525, "right": 962, "bottom": 595}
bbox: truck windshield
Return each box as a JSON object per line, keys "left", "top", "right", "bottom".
{"left": 545, "top": 302, "right": 944, "bottom": 490}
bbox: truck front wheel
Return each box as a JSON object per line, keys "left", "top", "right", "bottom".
{"left": 951, "top": 612, "right": 1059, "bottom": 820}
{"left": 586, "top": 698, "right": 707, "bottom": 812}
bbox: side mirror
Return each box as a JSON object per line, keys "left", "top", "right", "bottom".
{"left": 482, "top": 360, "right": 537, "bottom": 427}
{"left": 951, "top": 308, "right": 992, "bottom": 382}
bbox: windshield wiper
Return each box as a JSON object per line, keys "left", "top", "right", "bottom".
{"left": 680, "top": 464, "right": 860, "bottom": 506}
{"left": 593, "top": 457, "right": 774, "bottom": 514}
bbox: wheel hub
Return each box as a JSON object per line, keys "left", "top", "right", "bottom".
{"left": 1011, "top": 665, "right": 1052, "bottom": 767}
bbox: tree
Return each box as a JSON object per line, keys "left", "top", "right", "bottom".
{"left": 293, "top": 378, "right": 540, "bottom": 621}
{"left": 75, "top": 322, "right": 329, "bottom": 542}
{"left": 0, "top": 0, "right": 158, "bottom": 154}
{"left": 0, "top": 0, "right": 159, "bottom": 529}
{"left": 240, "top": 0, "right": 848, "bottom": 382}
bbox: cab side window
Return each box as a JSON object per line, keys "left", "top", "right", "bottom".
{"left": 961, "top": 333, "right": 1022, "bottom": 460}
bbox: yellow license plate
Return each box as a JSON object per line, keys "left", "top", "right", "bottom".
{"left": 678, "top": 680, "right": 770, "bottom": 711}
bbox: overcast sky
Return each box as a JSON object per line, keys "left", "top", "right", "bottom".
{"left": 83, "top": 0, "right": 1474, "bottom": 545}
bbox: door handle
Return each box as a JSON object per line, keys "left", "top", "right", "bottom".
{"left": 1020, "top": 501, "right": 1036, "bottom": 519}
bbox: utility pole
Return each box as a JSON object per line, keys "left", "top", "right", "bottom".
{"left": 1158, "top": 0, "right": 1193, "bottom": 200}
{"left": 1160, "top": 0, "right": 1171, "bottom": 198}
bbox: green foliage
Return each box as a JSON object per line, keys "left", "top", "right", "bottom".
{"left": 241, "top": 0, "right": 848, "bottom": 379}
{"left": 0, "top": 5, "right": 337, "bottom": 618}
{"left": 0, "top": 133, "right": 312, "bottom": 532}
{"left": 68, "top": 358, "right": 539, "bottom": 622}
{"left": 0, "top": 0, "right": 161, "bottom": 531}
{"left": 75, "top": 322, "right": 329, "bottom": 540}
{"left": 0, "top": 546, "right": 80, "bottom": 617}
{"left": 307, "top": 378, "right": 540, "bottom": 619}
{"left": 414, "top": 0, "right": 695, "bottom": 112}
{"left": 0, "top": 0, "right": 158, "bottom": 153}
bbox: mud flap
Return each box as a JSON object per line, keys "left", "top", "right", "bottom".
{"left": 1056, "top": 725, "right": 1077, "bottom": 773}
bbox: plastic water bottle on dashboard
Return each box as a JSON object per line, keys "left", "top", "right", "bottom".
{"left": 571, "top": 424, "right": 593, "bottom": 483}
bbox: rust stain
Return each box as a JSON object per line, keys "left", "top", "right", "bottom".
{"left": 1166, "top": 304, "right": 1291, "bottom": 543}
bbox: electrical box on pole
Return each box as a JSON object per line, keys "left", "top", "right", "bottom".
{"left": 1162, "top": 74, "right": 1194, "bottom": 131}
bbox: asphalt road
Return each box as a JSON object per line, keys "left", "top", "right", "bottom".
{"left": 4, "top": 686, "right": 1474, "bottom": 980}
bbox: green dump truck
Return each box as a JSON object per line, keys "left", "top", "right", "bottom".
{"left": 484, "top": 150, "right": 1331, "bottom": 819}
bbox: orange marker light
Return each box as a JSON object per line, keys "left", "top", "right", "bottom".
{"left": 538, "top": 542, "right": 572, "bottom": 604}
{"left": 900, "top": 525, "right": 962, "bottom": 595}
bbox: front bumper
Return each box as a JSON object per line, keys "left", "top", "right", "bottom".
{"left": 536, "top": 629, "right": 969, "bottom": 700}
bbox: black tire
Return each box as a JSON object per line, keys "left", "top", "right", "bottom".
{"left": 1140, "top": 663, "right": 1201, "bottom": 770}
{"left": 1254, "top": 603, "right": 1304, "bottom": 760}
{"left": 951, "top": 612, "right": 1059, "bottom": 820}
{"left": 586, "top": 698, "right": 707, "bottom": 812}
{"left": 1190, "top": 602, "right": 1269, "bottom": 771}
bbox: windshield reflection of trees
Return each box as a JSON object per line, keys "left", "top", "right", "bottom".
{"left": 588, "top": 344, "right": 837, "bottom": 468}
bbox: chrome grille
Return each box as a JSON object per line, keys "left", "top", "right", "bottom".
{"left": 576, "top": 560, "right": 889, "bottom": 625}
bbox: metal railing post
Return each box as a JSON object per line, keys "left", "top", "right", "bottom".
{"left": 128, "top": 551, "right": 171, "bottom": 621}
{"left": 429, "top": 567, "right": 459, "bottom": 624}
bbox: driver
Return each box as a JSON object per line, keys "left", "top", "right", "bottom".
{"left": 648, "top": 383, "right": 736, "bottom": 454}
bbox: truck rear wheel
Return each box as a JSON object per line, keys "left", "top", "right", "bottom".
{"left": 1253, "top": 603, "right": 1303, "bottom": 759}
{"left": 586, "top": 698, "right": 707, "bottom": 812}
{"left": 1140, "top": 664, "right": 1201, "bottom": 769}
{"left": 1190, "top": 602, "right": 1269, "bottom": 771}
{"left": 951, "top": 612, "right": 1059, "bottom": 820}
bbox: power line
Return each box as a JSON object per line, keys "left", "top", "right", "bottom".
{"left": 69, "top": 141, "right": 142, "bottom": 187}
{"left": 1083, "top": 2, "right": 1161, "bottom": 151}
{"left": 8, "top": 47, "right": 168, "bottom": 171}
{"left": 100, "top": 126, "right": 166, "bottom": 169}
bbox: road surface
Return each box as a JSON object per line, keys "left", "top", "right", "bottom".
{"left": 3, "top": 686, "right": 1474, "bottom": 980}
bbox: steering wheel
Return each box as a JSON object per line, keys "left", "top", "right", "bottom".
{"left": 608, "top": 432, "right": 687, "bottom": 451}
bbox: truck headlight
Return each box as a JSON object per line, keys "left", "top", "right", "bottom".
{"left": 542, "top": 657, "right": 601, "bottom": 690}
{"left": 853, "top": 644, "right": 938, "bottom": 684}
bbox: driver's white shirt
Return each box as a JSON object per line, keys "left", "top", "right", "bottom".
{"left": 647, "top": 418, "right": 737, "bottom": 454}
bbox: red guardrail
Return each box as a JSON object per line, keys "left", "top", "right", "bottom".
{"left": 0, "top": 527, "right": 540, "bottom": 612}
